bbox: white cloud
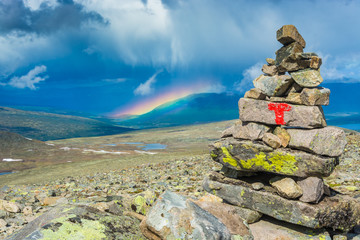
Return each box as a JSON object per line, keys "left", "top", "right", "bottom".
{"left": 134, "top": 69, "right": 163, "bottom": 95}
{"left": 204, "top": 82, "right": 227, "bottom": 93}
{"left": 234, "top": 62, "right": 263, "bottom": 93}
{"left": 23, "top": 0, "right": 59, "bottom": 11}
{"left": 8, "top": 65, "right": 48, "bottom": 90}
{"left": 102, "top": 78, "right": 127, "bottom": 83}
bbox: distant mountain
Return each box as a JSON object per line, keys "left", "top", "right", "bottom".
{"left": 0, "top": 107, "right": 133, "bottom": 141}
{"left": 116, "top": 93, "right": 241, "bottom": 128}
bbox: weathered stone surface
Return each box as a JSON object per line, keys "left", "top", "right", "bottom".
{"left": 220, "top": 165, "right": 256, "bottom": 178}
{"left": 0, "top": 219, "right": 7, "bottom": 228}
{"left": 300, "top": 87, "right": 330, "bottom": 106}
{"left": 276, "top": 25, "right": 306, "bottom": 48}
{"left": 275, "top": 42, "right": 304, "bottom": 72}
{"left": 210, "top": 138, "right": 338, "bottom": 177}
{"left": 270, "top": 92, "right": 303, "bottom": 105}
{"left": 253, "top": 75, "right": 293, "bottom": 97}
{"left": 290, "top": 68, "right": 323, "bottom": 87}
{"left": 287, "top": 127, "right": 347, "bottom": 157}
{"left": 22, "top": 206, "right": 33, "bottom": 215}
{"left": 193, "top": 198, "right": 261, "bottom": 227}
{"left": 203, "top": 174, "right": 360, "bottom": 231}
{"left": 0, "top": 200, "right": 20, "bottom": 213}
{"left": 252, "top": 182, "right": 264, "bottom": 191}
{"left": 238, "top": 98, "right": 327, "bottom": 129}
{"left": 5, "top": 204, "right": 142, "bottom": 240}
{"left": 262, "top": 64, "right": 278, "bottom": 76}
{"left": 310, "top": 56, "right": 322, "bottom": 69}
{"left": 270, "top": 177, "right": 303, "bottom": 199}
{"left": 233, "top": 122, "right": 271, "bottom": 141}
{"left": 262, "top": 133, "right": 281, "bottom": 149}
{"left": 221, "top": 121, "right": 242, "bottom": 138}
{"left": 297, "top": 177, "right": 324, "bottom": 203}
{"left": 286, "top": 82, "right": 303, "bottom": 94}
{"left": 142, "top": 191, "right": 249, "bottom": 240}
{"left": 244, "top": 88, "right": 266, "bottom": 100}
{"left": 266, "top": 58, "right": 275, "bottom": 65}
{"left": 249, "top": 217, "right": 331, "bottom": 240}
{"left": 296, "top": 52, "right": 318, "bottom": 59}
{"left": 273, "top": 127, "right": 290, "bottom": 147}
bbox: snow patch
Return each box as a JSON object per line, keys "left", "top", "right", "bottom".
{"left": 82, "top": 149, "right": 129, "bottom": 155}
{"left": 135, "top": 150, "right": 157, "bottom": 155}
{"left": 3, "top": 158, "right": 23, "bottom": 162}
{"left": 46, "top": 143, "right": 55, "bottom": 146}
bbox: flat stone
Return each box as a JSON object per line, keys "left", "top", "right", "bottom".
{"left": 262, "top": 133, "right": 281, "bottom": 149}
{"left": 262, "top": 64, "right": 278, "bottom": 76}
{"left": 210, "top": 138, "right": 338, "bottom": 177}
{"left": 297, "top": 177, "right": 324, "bottom": 203}
{"left": 238, "top": 98, "right": 327, "bottom": 129}
{"left": 287, "top": 127, "right": 347, "bottom": 157}
{"left": 233, "top": 122, "right": 271, "bottom": 141}
{"left": 270, "top": 177, "right": 303, "bottom": 199}
{"left": 300, "top": 87, "right": 330, "bottom": 106}
{"left": 275, "top": 42, "right": 304, "bottom": 73}
{"left": 296, "top": 52, "right": 318, "bottom": 59}
{"left": 273, "top": 127, "right": 290, "bottom": 147}
{"left": 253, "top": 75, "right": 293, "bottom": 97}
{"left": 270, "top": 92, "right": 303, "bottom": 105}
{"left": 142, "top": 191, "right": 249, "bottom": 240}
{"left": 266, "top": 58, "right": 275, "bottom": 65}
{"left": 276, "top": 25, "right": 306, "bottom": 48}
{"left": 290, "top": 69, "right": 323, "bottom": 87}
{"left": 252, "top": 182, "right": 264, "bottom": 191}
{"left": 203, "top": 174, "right": 360, "bottom": 231}
{"left": 0, "top": 200, "right": 20, "bottom": 213}
{"left": 244, "top": 88, "right": 266, "bottom": 100}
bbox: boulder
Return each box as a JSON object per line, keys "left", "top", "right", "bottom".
{"left": 290, "top": 69, "right": 323, "bottom": 87}
{"left": 270, "top": 177, "right": 303, "bottom": 199}
{"left": 297, "top": 177, "right": 324, "bottom": 203}
{"left": 266, "top": 58, "right": 275, "bottom": 65}
{"left": 142, "top": 191, "right": 251, "bottom": 240}
{"left": 276, "top": 25, "right": 306, "bottom": 48}
{"left": 5, "top": 204, "right": 143, "bottom": 240}
{"left": 233, "top": 122, "right": 271, "bottom": 141}
{"left": 262, "top": 64, "right": 278, "bottom": 76}
{"left": 262, "top": 133, "right": 282, "bottom": 149}
{"left": 203, "top": 175, "right": 360, "bottom": 231}
{"left": 244, "top": 88, "right": 266, "bottom": 100}
{"left": 273, "top": 127, "right": 290, "bottom": 147}
{"left": 0, "top": 200, "right": 20, "bottom": 213}
{"left": 238, "top": 98, "right": 327, "bottom": 129}
{"left": 253, "top": 74, "right": 293, "bottom": 97}
{"left": 275, "top": 42, "right": 304, "bottom": 73}
{"left": 300, "top": 87, "right": 330, "bottom": 106}
{"left": 287, "top": 127, "right": 347, "bottom": 157}
{"left": 210, "top": 138, "right": 338, "bottom": 177}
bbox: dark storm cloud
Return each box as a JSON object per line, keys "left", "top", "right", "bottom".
{"left": 0, "top": 0, "right": 107, "bottom": 34}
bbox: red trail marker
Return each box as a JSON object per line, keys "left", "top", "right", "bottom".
{"left": 268, "top": 102, "right": 292, "bottom": 125}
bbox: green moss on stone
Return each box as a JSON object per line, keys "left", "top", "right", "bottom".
{"left": 221, "top": 147, "right": 238, "bottom": 168}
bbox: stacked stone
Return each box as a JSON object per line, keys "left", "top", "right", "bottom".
{"left": 204, "top": 25, "right": 360, "bottom": 232}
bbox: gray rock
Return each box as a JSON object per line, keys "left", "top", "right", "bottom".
{"left": 238, "top": 98, "right": 327, "bottom": 129}
{"left": 142, "top": 191, "right": 250, "bottom": 240}
{"left": 262, "top": 133, "right": 282, "bottom": 149}
{"left": 270, "top": 177, "right": 303, "bottom": 199}
{"left": 203, "top": 174, "right": 360, "bottom": 231}
{"left": 276, "top": 25, "right": 306, "bottom": 48}
{"left": 210, "top": 138, "right": 338, "bottom": 177}
{"left": 300, "top": 87, "right": 330, "bottom": 106}
{"left": 253, "top": 74, "right": 293, "bottom": 97}
{"left": 297, "top": 177, "right": 324, "bottom": 203}
{"left": 275, "top": 42, "right": 304, "bottom": 73}
{"left": 233, "top": 122, "right": 271, "bottom": 141}
{"left": 262, "top": 64, "right": 278, "bottom": 76}
{"left": 244, "top": 88, "right": 266, "bottom": 100}
{"left": 269, "top": 92, "right": 303, "bottom": 105}
{"left": 290, "top": 69, "right": 323, "bottom": 87}
{"left": 252, "top": 182, "right": 264, "bottom": 191}
{"left": 287, "top": 127, "right": 347, "bottom": 157}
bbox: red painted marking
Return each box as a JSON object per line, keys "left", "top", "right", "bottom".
{"left": 268, "top": 102, "right": 292, "bottom": 125}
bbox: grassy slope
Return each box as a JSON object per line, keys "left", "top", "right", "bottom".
{"left": 0, "top": 106, "right": 132, "bottom": 141}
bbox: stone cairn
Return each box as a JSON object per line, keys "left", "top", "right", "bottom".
{"left": 204, "top": 25, "right": 360, "bottom": 232}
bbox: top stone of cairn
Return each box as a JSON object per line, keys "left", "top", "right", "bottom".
{"left": 277, "top": 25, "right": 306, "bottom": 48}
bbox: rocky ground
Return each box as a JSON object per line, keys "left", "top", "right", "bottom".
{"left": 0, "top": 129, "right": 359, "bottom": 239}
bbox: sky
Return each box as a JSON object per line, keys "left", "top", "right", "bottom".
{"left": 0, "top": 0, "right": 360, "bottom": 117}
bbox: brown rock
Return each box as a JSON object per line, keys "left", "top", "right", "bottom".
{"left": 238, "top": 98, "right": 327, "bottom": 129}
{"left": 244, "top": 88, "right": 266, "bottom": 100}
{"left": 0, "top": 200, "right": 20, "bottom": 213}
{"left": 273, "top": 127, "right": 290, "bottom": 147}
{"left": 266, "top": 58, "right": 275, "bottom": 65}
{"left": 290, "top": 68, "right": 323, "bottom": 87}
{"left": 262, "top": 64, "right": 278, "bottom": 76}
{"left": 287, "top": 127, "right": 347, "bottom": 157}
{"left": 269, "top": 92, "right": 303, "bottom": 105}
{"left": 275, "top": 42, "right": 304, "bottom": 73}
{"left": 297, "top": 177, "right": 324, "bottom": 203}
{"left": 300, "top": 87, "right": 330, "bottom": 106}
{"left": 253, "top": 74, "right": 293, "bottom": 97}
{"left": 270, "top": 177, "right": 303, "bottom": 199}
{"left": 276, "top": 25, "right": 306, "bottom": 48}
{"left": 91, "top": 202, "right": 110, "bottom": 212}
{"left": 41, "top": 197, "right": 67, "bottom": 206}
{"left": 140, "top": 218, "right": 161, "bottom": 240}
{"left": 22, "top": 206, "right": 33, "bottom": 215}
{"left": 310, "top": 56, "right": 322, "bottom": 69}
{"left": 233, "top": 122, "right": 271, "bottom": 141}
{"left": 262, "top": 133, "right": 281, "bottom": 149}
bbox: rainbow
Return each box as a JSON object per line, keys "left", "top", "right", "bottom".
{"left": 109, "top": 82, "right": 216, "bottom": 118}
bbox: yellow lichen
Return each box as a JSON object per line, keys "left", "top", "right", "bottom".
{"left": 221, "top": 147, "right": 238, "bottom": 168}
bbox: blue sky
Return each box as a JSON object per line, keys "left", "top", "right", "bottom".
{"left": 0, "top": 0, "right": 359, "bottom": 116}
